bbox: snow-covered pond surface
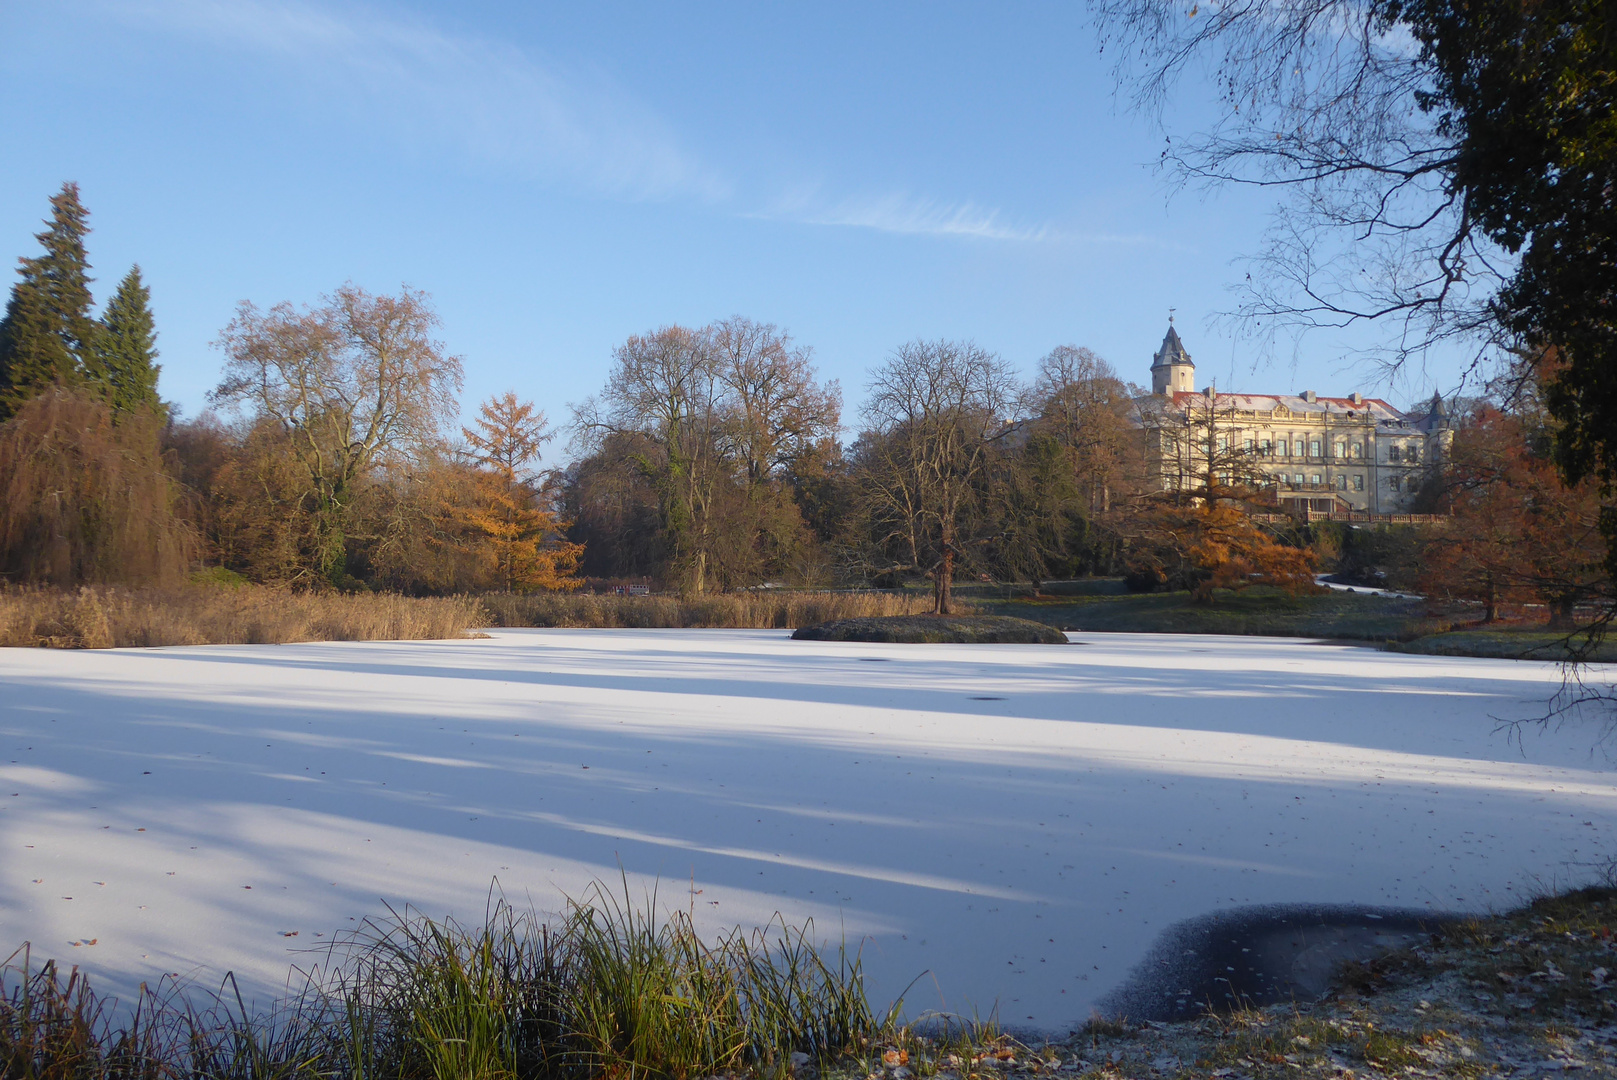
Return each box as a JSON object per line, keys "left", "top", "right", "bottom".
{"left": 1, "top": 629, "right": 1613, "bottom": 1030}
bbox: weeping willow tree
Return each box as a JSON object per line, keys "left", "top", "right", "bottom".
{"left": 0, "top": 386, "right": 193, "bottom": 584}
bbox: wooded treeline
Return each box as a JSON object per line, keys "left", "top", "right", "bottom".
{"left": 0, "top": 185, "right": 580, "bottom": 595}
{"left": 0, "top": 184, "right": 1608, "bottom": 625}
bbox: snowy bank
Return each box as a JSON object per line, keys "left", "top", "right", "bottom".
{"left": 0, "top": 629, "right": 1612, "bottom": 1031}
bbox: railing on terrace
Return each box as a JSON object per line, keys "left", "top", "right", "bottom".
{"left": 1250, "top": 511, "right": 1449, "bottom": 525}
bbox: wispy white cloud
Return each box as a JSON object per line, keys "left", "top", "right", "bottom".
{"left": 114, "top": 0, "right": 728, "bottom": 202}
{"left": 796, "top": 193, "right": 1056, "bottom": 242}
{"left": 98, "top": 0, "right": 1145, "bottom": 247}
{"left": 758, "top": 188, "right": 1177, "bottom": 246}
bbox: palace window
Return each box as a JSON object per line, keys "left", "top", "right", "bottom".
{"left": 1352, "top": 475, "right": 1364, "bottom": 491}
{"left": 1259, "top": 438, "right": 1272, "bottom": 455}
{"left": 1351, "top": 442, "right": 1362, "bottom": 458}
{"left": 1309, "top": 473, "right": 1322, "bottom": 485}
{"left": 1309, "top": 440, "right": 1321, "bottom": 457}
{"left": 1406, "top": 444, "right": 1420, "bottom": 463}
{"left": 1389, "top": 445, "right": 1402, "bottom": 463}
{"left": 1277, "top": 439, "right": 1290, "bottom": 456}
{"left": 1336, "top": 441, "right": 1347, "bottom": 458}
{"left": 1294, "top": 473, "right": 1305, "bottom": 485}
{"left": 1336, "top": 475, "right": 1347, "bottom": 490}
{"left": 1389, "top": 476, "right": 1402, "bottom": 492}
{"left": 1245, "top": 437, "right": 1255, "bottom": 451}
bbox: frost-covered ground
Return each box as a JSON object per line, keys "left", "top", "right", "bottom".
{"left": 1, "top": 629, "right": 1613, "bottom": 1031}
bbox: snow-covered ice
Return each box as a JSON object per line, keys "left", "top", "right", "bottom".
{"left": 1, "top": 629, "right": 1613, "bottom": 1030}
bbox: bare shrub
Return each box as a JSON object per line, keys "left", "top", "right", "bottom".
{"left": 0, "top": 584, "right": 485, "bottom": 648}
{"left": 479, "top": 590, "right": 931, "bottom": 629}
{"left": 0, "top": 387, "right": 193, "bottom": 585}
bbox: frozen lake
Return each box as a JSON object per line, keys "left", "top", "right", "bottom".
{"left": 1, "top": 628, "right": 1614, "bottom": 1030}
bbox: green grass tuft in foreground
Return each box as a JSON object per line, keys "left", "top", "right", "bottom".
{"left": 1, "top": 880, "right": 888, "bottom": 1080}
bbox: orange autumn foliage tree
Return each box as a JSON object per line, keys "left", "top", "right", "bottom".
{"left": 1126, "top": 395, "right": 1317, "bottom": 602}
{"left": 453, "top": 392, "right": 582, "bottom": 592}
{"left": 1420, "top": 404, "right": 1609, "bottom": 627}
{"left": 1129, "top": 498, "right": 1318, "bottom": 602}
{"left": 1177, "top": 501, "right": 1316, "bottom": 602}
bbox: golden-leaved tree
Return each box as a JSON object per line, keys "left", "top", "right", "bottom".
{"left": 454, "top": 392, "right": 582, "bottom": 592}
{"left": 1127, "top": 393, "right": 1317, "bottom": 602}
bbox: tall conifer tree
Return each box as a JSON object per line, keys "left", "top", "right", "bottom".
{"left": 0, "top": 183, "right": 98, "bottom": 420}
{"left": 94, "top": 265, "right": 162, "bottom": 416}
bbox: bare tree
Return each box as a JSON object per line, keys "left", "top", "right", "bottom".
{"left": 708, "top": 316, "right": 841, "bottom": 485}
{"left": 211, "top": 284, "right": 463, "bottom": 581}
{"left": 573, "top": 325, "right": 728, "bottom": 593}
{"left": 573, "top": 320, "right": 841, "bottom": 593}
{"left": 860, "top": 339, "right": 1019, "bottom": 613}
{"left": 1094, "top": 0, "right": 1512, "bottom": 381}
{"left": 1137, "top": 390, "right": 1278, "bottom": 506}
{"left": 1029, "top": 346, "right": 1143, "bottom": 515}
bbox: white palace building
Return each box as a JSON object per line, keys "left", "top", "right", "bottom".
{"left": 1138, "top": 323, "right": 1452, "bottom": 517}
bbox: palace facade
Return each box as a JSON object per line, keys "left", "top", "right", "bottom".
{"left": 1138, "top": 323, "right": 1452, "bottom": 515}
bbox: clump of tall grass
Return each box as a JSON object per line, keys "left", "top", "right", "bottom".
{"left": 0, "top": 945, "right": 181, "bottom": 1080}
{"left": 0, "top": 584, "right": 486, "bottom": 649}
{"left": 564, "top": 880, "right": 881, "bottom": 1078}
{"left": 1, "top": 882, "right": 891, "bottom": 1080}
{"left": 479, "top": 590, "right": 933, "bottom": 630}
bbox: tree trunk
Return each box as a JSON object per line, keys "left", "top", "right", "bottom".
{"left": 1547, "top": 595, "right": 1576, "bottom": 630}
{"left": 1483, "top": 575, "right": 1498, "bottom": 623}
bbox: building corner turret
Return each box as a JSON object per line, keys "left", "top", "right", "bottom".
{"left": 1150, "top": 321, "right": 1195, "bottom": 395}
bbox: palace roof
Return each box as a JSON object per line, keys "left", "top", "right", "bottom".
{"left": 1160, "top": 389, "right": 1430, "bottom": 427}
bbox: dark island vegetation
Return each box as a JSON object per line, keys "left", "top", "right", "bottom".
{"left": 791, "top": 614, "right": 1068, "bottom": 644}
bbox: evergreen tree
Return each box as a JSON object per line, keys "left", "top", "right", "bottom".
{"left": 0, "top": 183, "right": 98, "bottom": 420}
{"left": 94, "top": 265, "right": 162, "bottom": 416}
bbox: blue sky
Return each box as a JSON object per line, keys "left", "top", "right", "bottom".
{"left": 0, "top": 1, "right": 1462, "bottom": 449}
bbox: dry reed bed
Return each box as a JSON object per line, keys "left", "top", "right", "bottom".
{"left": 479, "top": 590, "right": 934, "bottom": 629}
{"left": 0, "top": 586, "right": 485, "bottom": 649}
{"left": 0, "top": 586, "right": 935, "bottom": 649}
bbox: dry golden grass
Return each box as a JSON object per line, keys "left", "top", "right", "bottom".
{"left": 479, "top": 589, "right": 934, "bottom": 629}
{"left": 0, "top": 586, "right": 933, "bottom": 649}
{"left": 0, "top": 585, "right": 486, "bottom": 649}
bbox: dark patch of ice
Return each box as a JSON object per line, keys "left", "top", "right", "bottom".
{"left": 1096, "top": 903, "right": 1465, "bottom": 1021}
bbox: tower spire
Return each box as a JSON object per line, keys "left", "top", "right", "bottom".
{"left": 1150, "top": 317, "right": 1195, "bottom": 396}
